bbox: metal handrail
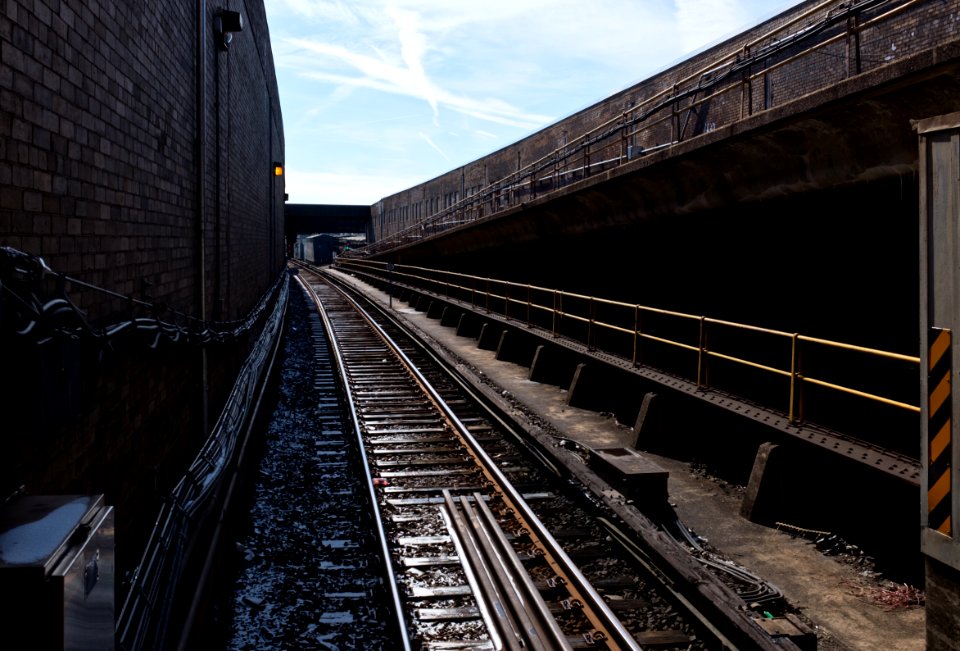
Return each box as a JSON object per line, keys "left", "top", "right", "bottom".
{"left": 352, "top": 0, "right": 925, "bottom": 257}
{"left": 336, "top": 259, "right": 921, "bottom": 428}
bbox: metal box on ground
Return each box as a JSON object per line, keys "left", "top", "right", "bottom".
{"left": 0, "top": 494, "right": 115, "bottom": 650}
{"left": 588, "top": 447, "right": 669, "bottom": 510}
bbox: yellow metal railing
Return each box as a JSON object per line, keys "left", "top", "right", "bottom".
{"left": 337, "top": 259, "right": 921, "bottom": 426}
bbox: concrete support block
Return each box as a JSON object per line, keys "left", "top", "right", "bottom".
{"left": 426, "top": 300, "right": 444, "bottom": 319}
{"left": 529, "top": 344, "right": 578, "bottom": 387}
{"left": 413, "top": 294, "right": 429, "bottom": 312}
{"left": 565, "top": 363, "right": 627, "bottom": 415}
{"left": 926, "top": 556, "right": 960, "bottom": 650}
{"left": 740, "top": 442, "right": 784, "bottom": 524}
{"left": 456, "top": 313, "right": 479, "bottom": 338}
{"left": 630, "top": 391, "right": 660, "bottom": 448}
{"left": 494, "top": 331, "right": 511, "bottom": 361}
{"left": 494, "top": 329, "right": 536, "bottom": 366}
{"left": 567, "top": 363, "right": 591, "bottom": 408}
{"left": 529, "top": 345, "right": 548, "bottom": 382}
{"left": 476, "top": 323, "right": 500, "bottom": 350}
{"left": 440, "top": 307, "right": 460, "bottom": 327}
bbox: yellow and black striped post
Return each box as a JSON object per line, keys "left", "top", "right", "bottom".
{"left": 928, "top": 327, "right": 953, "bottom": 537}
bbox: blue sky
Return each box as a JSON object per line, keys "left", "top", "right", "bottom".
{"left": 264, "top": 0, "right": 799, "bottom": 205}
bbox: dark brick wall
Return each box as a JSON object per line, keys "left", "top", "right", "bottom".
{"left": 0, "top": 0, "right": 284, "bottom": 578}
{"left": 0, "top": 0, "right": 284, "bottom": 317}
{"left": 372, "top": 0, "right": 959, "bottom": 240}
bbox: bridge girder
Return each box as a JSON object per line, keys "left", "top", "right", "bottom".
{"left": 285, "top": 204, "right": 371, "bottom": 237}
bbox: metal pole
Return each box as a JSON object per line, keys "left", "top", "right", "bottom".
{"left": 633, "top": 305, "right": 640, "bottom": 366}
{"left": 697, "top": 316, "right": 707, "bottom": 389}
{"left": 196, "top": 0, "right": 209, "bottom": 436}
{"left": 789, "top": 333, "right": 799, "bottom": 421}
{"left": 388, "top": 263, "right": 394, "bottom": 309}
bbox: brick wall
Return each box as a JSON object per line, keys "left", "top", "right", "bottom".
{"left": 0, "top": 0, "right": 285, "bottom": 577}
{"left": 372, "top": 0, "right": 960, "bottom": 241}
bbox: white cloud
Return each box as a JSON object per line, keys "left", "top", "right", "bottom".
{"left": 418, "top": 131, "right": 450, "bottom": 162}
{"left": 386, "top": 5, "right": 438, "bottom": 120}
{"left": 285, "top": 36, "right": 552, "bottom": 130}
{"left": 265, "top": 0, "right": 799, "bottom": 203}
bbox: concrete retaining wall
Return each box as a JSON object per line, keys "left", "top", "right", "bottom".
{"left": 371, "top": 0, "right": 959, "bottom": 240}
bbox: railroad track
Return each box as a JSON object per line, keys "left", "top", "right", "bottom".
{"left": 221, "top": 279, "right": 397, "bottom": 649}
{"left": 291, "top": 264, "right": 804, "bottom": 650}
{"left": 302, "top": 270, "right": 645, "bottom": 649}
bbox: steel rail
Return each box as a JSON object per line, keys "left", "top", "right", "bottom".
{"left": 298, "top": 275, "right": 414, "bottom": 651}
{"left": 456, "top": 493, "right": 556, "bottom": 651}
{"left": 438, "top": 498, "right": 508, "bottom": 650}
{"left": 470, "top": 491, "right": 572, "bottom": 650}
{"left": 321, "top": 267, "right": 568, "bottom": 483}
{"left": 443, "top": 490, "right": 539, "bottom": 651}
{"left": 321, "top": 271, "right": 643, "bottom": 650}
{"left": 442, "top": 491, "right": 524, "bottom": 650}
{"left": 323, "top": 262, "right": 922, "bottom": 486}
{"left": 300, "top": 261, "right": 830, "bottom": 648}
{"left": 305, "top": 265, "right": 582, "bottom": 647}
{"left": 597, "top": 517, "right": 741, "bottom": 651}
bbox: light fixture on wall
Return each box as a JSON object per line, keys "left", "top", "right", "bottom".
{"left": 214, "top": 9, "right": 243, "bottom": 51}
{"left": 273, "top": 162, "right": 284, "bottom": 177}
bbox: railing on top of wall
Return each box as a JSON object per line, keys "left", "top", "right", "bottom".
{"left": 349, "top": 0, "right": 926, "bottom": 257}
{"left": 336, "top": 259, "right": 920, "bottom": 447}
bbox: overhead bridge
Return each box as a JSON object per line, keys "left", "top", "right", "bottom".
{"left": 284, "top": 203, "right": 371, "bottom": 237}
